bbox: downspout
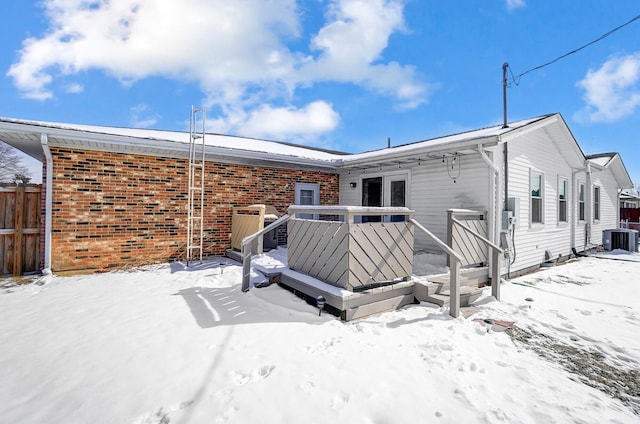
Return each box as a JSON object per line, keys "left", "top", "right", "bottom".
{"left": 570, "top": 167, "right": 585, "bottom": 251}
{"left": 40, "top": 133, "right": 53, "bottom": 273}
{"left": 503, "top": 144, "right": 509, "bottom": 213}
{"left": 616, "top": 189, "right": 622, "bottom": 228}
{"left": 478, "top": 144, "right": 501, "bottom": 275}
{"left": 585, "top": 161, "right": 592, "bottom": 248}
{"left": 501, "top": 62, "right": 509, "bottom": 211}
{"left": 478, "top": 144, "right": 500, "bottom": 225}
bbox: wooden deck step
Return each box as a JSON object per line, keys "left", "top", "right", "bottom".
{"left": 225, "top": 248, "right": 243, "bottom": 262}
{"left": 426, "top": 266, "right": 490, "bottom": 293}
{"left": 413, "top": 281, "right": 483, "bottom": 307}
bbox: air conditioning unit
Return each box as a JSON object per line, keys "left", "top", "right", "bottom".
{"left": 602, "top": 229, "right": 639, "bottom": 252}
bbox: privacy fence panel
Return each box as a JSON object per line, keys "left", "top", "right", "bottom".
{"left": 0, "top": 185, "right": 41, "bottom": 276}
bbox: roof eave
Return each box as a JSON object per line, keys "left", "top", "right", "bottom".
{"left": 338, "top": 135, "right": 501, "bottom": 168}
{"left": 0, "top": 120, "right": 339, "bottom": 171}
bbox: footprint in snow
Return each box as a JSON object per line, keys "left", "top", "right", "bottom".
{"left": 299, "top": 381, "right": 315, "bottom": 392}
{"left": 132, "top": 407, "right": 170, "bottom": 424}
{"left": 332, "top": 392, "right": 350, "bottom": 410}
{"left": 230, "top": 365, "right": 276, "bottom": 385}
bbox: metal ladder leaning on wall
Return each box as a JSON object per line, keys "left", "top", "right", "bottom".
{"left": 186, "top": 106, "right": 206, "bottom": 265}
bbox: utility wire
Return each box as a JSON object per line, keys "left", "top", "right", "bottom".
{"left": 508, "top": 14, "right": 640, "bottom": 87}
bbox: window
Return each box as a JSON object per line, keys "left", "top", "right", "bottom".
{"left": 295, "top": 183, "right": 320, "bottom": 219}
{"left": 558, "top": 178, "right": 567, "bottom": 223}
{"left": 389, "top": 180, "right": 406, "bottom": 207}
{"left": 593, "top": 186, "right": 600, "bottom": 221}
{"left": 531, "top": 172, "right": 543, "bottom": 224}
{"left": 387, "top": 177, "right": 406, "bottom": 222}
{"left": 361, "top": 177, "right": 383, "bottom": 222}
{"left": 578, "top": 183, "right": 585, "bottom": 221}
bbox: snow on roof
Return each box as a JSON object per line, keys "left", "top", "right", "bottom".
{"left": 0, "top": 117, "right": 346, "bottom": 163}
{"left": 586, "top": 153, "right": 616, "bottom": 167}
{"left": 341, "top": 114, "right": 553, "bottom": 164}
{"left": 0, "top": 113, "right": 559, "bottom": 166}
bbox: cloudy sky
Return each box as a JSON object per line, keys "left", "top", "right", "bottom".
{"left": 2, "top": 1, "right": 639, "bottom": 184}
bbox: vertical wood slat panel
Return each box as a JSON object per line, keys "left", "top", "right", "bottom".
{"left": 230, "top": 206, "right": 265, "bottom": 251}
{"left": 0, "top": 185, "right": 41, "bottom": 276}
{"left": 13, "top": 187, "right": 25, "bottom": 276}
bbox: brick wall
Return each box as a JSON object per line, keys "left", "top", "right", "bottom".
{"left": 44, "top": 147, "right": 339, "bottom": 272}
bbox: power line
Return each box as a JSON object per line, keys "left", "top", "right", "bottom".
{"left": 508, "top": 14, "right": 640, "bottom": 87}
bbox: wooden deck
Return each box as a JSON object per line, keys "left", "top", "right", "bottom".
{"left": 250, "top": 257, "right": 488, "bottom": 320}
{"left": 253, "top": 261, "right": 416, "bottom": 321}
{"left": 232, "top": 205, "right": 497, "bottom": 320}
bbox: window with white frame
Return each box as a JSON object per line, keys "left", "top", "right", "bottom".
{"left": 578, "top": 183, "right": 585, "bottom": 222}
{"left": 531, "top": 171, "right": 543, "bottom": 224}
{"left": 295, "top": 183, "right": 320, "bottom": 219}
{"left": 593, "top": 186, "right": 600, "bottom": 221}
{"left": 558, "top": 177, "right": 567, "bottom": 223}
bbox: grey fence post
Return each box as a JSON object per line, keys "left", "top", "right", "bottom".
{"left": 492, "top": 248, "right": 501, "bottom": 300}
{"left": 449, "top": 258, "right": 460, "bottom": 318}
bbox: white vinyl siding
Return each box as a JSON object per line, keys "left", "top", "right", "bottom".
{"left": 337, "top": 118, "right": 623, "bottom": 275}
{"left": 339, "top": 154, "right": 489, "bottom": 252}
{"left": 507, "top": 123, "right": 576, "bottom": 273}
{"left": 589, "top": 173, "right": 618, "bottom": 246}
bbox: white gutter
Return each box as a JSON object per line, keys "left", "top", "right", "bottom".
{"left": 478, "top": 144, "right": 501, "bottom": 276}
{"left": 585, "top": 162, "right": 592, "bottom": 246}
{"left": 570, "top": 166, "right": 586, "bottom": 249}
{"left": 40, "top": 133, "right": 53, "bottom": 273}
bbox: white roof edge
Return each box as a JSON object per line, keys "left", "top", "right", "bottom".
{"left": 2, "top": 114, "right": 613, "bottom": 176}
{"left": 340, "top": 114, "right": 554, "bottom": 166}
{"left": 587, "top": 153, "right": 633, "bottom": 189}
{"left": 0, "top": 118, "right": 342, "bottom": 168}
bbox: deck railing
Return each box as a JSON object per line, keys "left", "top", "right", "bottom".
{"left": 448, "top": 209, "right": 503, "bottom": 304}
{"left": 409, "top": 218, "right": 465, "bottom": 317}
{"left": 239, "top": 205, "right": 498, "bottom": 319}
{"left": 287, "top": 206, "right": 415, "bottom": 292}
{"left": 240, "top": 214, "right": 292, "bottom": 292}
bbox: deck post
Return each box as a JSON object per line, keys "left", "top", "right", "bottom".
{"left": 491, "top": 248, "right": 501, "bottom": 300}
{"left": 449, "top": 257, "right": 460, "bottom": 318}
{"left": 241, "top": 240, "right": 253, "bottom": 292}
{"left": 446, "top": 210, "right": 453, "bottom": 267}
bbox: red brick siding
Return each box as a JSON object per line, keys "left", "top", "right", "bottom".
{"left": 45, "top": 147, "right": 339, "bottom": 272}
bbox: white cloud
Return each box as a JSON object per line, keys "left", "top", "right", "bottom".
{"left": 130, "top": 103, "right": 159, "bottom": 128}
{"left": 576, "top": 53, "right": 640, "bottom": 123}
{"left": 506, "top": 0, "right": 526, "bottom": 11}
{"left": 7, "top": 0, "right": 429, "bottom": 140}
{"left": 208, "top": 101, "right": 340, "bottom": 142}
{"left": 64, "top": 83, "right": 83, "bottom": 94}
{"left": 298, "top": 0, "right": 431, "bottom": 108}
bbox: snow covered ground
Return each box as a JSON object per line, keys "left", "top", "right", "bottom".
{"left": 1, "top": 249, "right": 639, "bottom": 423}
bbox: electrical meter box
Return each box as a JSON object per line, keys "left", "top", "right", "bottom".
{"left": 506, "top": 197, "right": 520, "bottom": 230}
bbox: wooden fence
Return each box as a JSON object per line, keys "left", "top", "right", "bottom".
{"left": 621, "top": 208, "right": 640, "bottom": 222}
{"left": 0, "top": 185, "right": 41, "bottom": 276}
